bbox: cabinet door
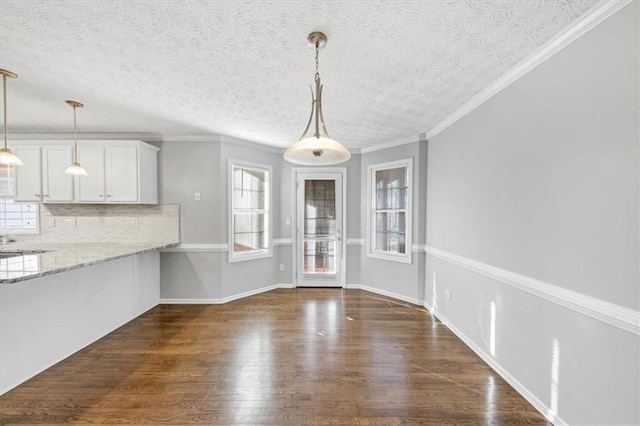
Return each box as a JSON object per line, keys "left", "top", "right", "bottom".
{"left": 106, "top": 146, "right": 138, "bottom": 202}
{"left": 13, "top": 146, "right": 43, "bottom": 202}
{"left": 42, "top": 146, "right": 74, "bottom": 202}
{"left": 74, "top": 146, "right": 106, "bottom": 202}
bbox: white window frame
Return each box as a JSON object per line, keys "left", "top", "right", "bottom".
{"left": 0, "top": 167, "right": 38, "bottom": 235}
{"left": 367, "top": 158, "right": 412, "bottom": 264}
{"left": 228, "top": 159, "right": 272, "bottom": 263}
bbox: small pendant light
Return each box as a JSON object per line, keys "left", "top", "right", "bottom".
{"left": 64, "top": 100, "right": 87, "bottom": 176}
{"left": 0, "top": 69, "right": 23, "bottom": 166}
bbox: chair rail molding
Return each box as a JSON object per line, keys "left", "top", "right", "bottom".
{"left": 425, "top": 245, "right": 640, "bottom": 336}
{"left": 161, "top": 243, "right": 229, "bottom": 253}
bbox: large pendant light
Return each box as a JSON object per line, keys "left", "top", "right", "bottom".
{"left": 64, "top": 100, "right": 87, "bottom": 176}
{"left": 284, "top": 32, "right": 350, "bottom": 165}
{"left": 0, "top": 69, "right": 23, "bottom": 166}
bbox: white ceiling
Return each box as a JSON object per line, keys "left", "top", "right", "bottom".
{"left": 0, "top": 0, "right": 603, "bottom": 150}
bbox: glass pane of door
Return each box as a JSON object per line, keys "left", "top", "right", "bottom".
{"left": 303, "top": 180, "right": 336, "bottom": 274}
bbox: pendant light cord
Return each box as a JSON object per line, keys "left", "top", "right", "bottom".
{"left": 313, "top": 40, "right": 322, "bottom": 139}
{"left": 73, "top": 105, "right": 78, "bottom": 162}
{"left": 2, "top": 74, "right": 7, "bottom": 150}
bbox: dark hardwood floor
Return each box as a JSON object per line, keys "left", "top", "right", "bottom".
{"left": 0, "top": 289, "right": 550, "bottom": 425}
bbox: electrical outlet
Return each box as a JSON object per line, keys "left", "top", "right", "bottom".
{"left": 194, "top": 192, "right": 201, "bottom": 202}
{"left": 445, "top": 290, "right": 451, "bottom": 301}
{"left": 132, "top": 217, "right": 139, "bottom": 227}
{"left": 285, "top": 218, "right": 291, "bottom": 226}
{"left": 279, "top": 264, "right": 285, "bottom": 272}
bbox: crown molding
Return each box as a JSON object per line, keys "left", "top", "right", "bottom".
{"left": 426, "top": 0, "right": 632, "bottom": 140}
{"left": 161, "top": 134, "right": 222, "bottom": 143}
{"left": 221, "top": 135, "right": 285, "bottom": 154}
{"left": 359, "top": 137, "right": 425, "bottom": 154}
{"left": 7, "top": 132, "right": 165, "bottom": 142}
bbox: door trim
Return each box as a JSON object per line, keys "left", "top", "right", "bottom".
{"left": 291, "top": 167, "right": 347, "bottom": 288}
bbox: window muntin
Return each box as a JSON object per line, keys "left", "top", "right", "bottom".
{"left": 303, "top": 179, "right": 336, "bottom": 274}
{"left": 230, "top": 162, "right": 271, "bottom": 261}
{"left": 0, "top": 167, "right": 38, "bottom": 234}
{"left": 369, "top": 160, "right": 412, "bottom": 263}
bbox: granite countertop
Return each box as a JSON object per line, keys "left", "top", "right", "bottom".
{"left": 0, "top": 241, "right": 178, "bottom": 283}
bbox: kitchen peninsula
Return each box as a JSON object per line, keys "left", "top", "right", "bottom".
{"left": 0, "top": 204, "right": 179, "bottom": 395}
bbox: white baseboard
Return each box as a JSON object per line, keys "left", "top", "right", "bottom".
{"left": 160, "top": 283, "right": 295, "bottom": 304}
{"left": 426, "top": 245, "right": 640, "bottom": 336}
{"left": 346, "top": 283, "right": 422, "bottom": 306}
{"left": 425, "top": 303, "right": 567, "bottom": 426}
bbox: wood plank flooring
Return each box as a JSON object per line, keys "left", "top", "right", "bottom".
{"left": 0, "top": 289, "right": 550, "bottom": 425}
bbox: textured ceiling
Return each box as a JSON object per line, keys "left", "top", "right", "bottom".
{"left": 0, "top": 0, "right": 602, "bottom": 150}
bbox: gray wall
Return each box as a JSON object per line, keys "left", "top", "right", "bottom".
{"left": 359, "top": 141, "right": 428, "bottom": 302}
{"left": 159, "top": 138, "right": 282, "bottom": 300}
{"left": 159, "top": 139, "right": 224, "bottom": 300}
{"left": 425, "top": 3, "right": 639, "bottom": 424}
{"left": 219, "top": 139, "right": 282, "bottom": 297}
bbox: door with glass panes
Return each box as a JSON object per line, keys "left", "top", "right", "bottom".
{"left": 295, "top": 171, "right": 344, "bottom": 287}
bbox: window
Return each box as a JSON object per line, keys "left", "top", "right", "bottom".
{"left": 229, "top": 161, "right": 271, "bottom": 262}
{"left": 368, "top": 159, "right": 412, "bottom": 263}
{"left": 0, "top": 166, "right": 38, "bottom": 234}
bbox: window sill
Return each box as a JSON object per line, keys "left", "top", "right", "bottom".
{"left": 366, "top": 251, "right": 412, "bottom": 264}
{"left": 228, "top": 250, "right": 272, "bottom": 263}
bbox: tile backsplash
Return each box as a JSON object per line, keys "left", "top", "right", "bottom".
{"left": 21, "top": 204, "right": 180, "bottom": 243}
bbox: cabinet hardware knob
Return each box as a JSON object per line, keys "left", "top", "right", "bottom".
{"left": 107, "top": 195, "right": 112, "bottom": 198}
{"left": 35, "top": 194, "right": 40, "bottom": 197}
{"left": 44, "top": 195, "right": 50, "bottom": 198}
{"left": 99, "top": 194, "right": 103, "bottom": 197}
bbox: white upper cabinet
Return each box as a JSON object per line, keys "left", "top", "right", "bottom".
{"left": 42, "top": 146, "right": 75, "bottom": 202}
{"left": 13, "top": 140, "right": 158, "bottom": 204}
{"left": 105, "top": 145, "right": 139, "bottom": 202}
{"left": 13, "top": 146, "right": 42, "bottom": 202}
{"left": 75, "top": 141, "right": 158, "bottom": 204}
{"left": 74, "top": 146, "right": 107, "bottom": 202}
{"left": 14, "top": 145, "right": 74, "bottom": 203}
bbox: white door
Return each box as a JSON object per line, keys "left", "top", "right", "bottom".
{"left": 295, "top": 170, "right": 345, "bottom": 287}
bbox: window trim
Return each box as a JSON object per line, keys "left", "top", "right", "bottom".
{"left": 0, "top": 200, "right": 40, "bottom": 235}
{"left": 228, "top": 159, "right": 273, "bottom": 263}
{"left": 0, "top": 167, "right": 39, "bottom": 235}
{"left": 367, "top": 158, "right": 412, "bottom": 264}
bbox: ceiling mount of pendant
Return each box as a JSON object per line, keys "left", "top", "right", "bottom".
{"left": 307, "top": 31, "right": 327, "bottom": 49}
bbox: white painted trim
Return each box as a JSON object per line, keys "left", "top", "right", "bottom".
{"left": 359, "top": 137, "right": 420, "bottom": 154}
{"left": 366, "top": 158, "right": 413, "bottom": 264}
{"left": 160, "top": 298, "right": 222, "bottom": 304}
{"left": 292, "top": 167, "right": 348, "bottom": 288}
{"left": 160, "top": 283, "right": 295, "bottom": 304}
{"left": 411, "top": 244, "right": 426, "bottom": 253}
{"left": 9, "top": 133, "right": 164, "bottom": 144}
{"left": 221, "top": 135, "right": 284, "bottom": 154}
{"left": 228, "top": 159, "right": 274, "bottom": 263}
{"left": 426, "top": 0, "right": 632, "bottom": 140}
{"left": 346, "top": 284, "right": 422, "bottom": 306}
{"left": 162, "top": 134, "right": 221, "bottom": 143}
{"left": 273, "top": 238, "right": 292, "bottom": 246}
{"left": 161, "top": 243, "right": 228, "bottom": 253}
{"left": 425, "top": 246, "right": 640, "bottom": 336}
{"left": 347, "top": 238, "right": 366, "bottom": 246}
{"left": 425, "top": 305, "right": 567, "bottom": 426}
